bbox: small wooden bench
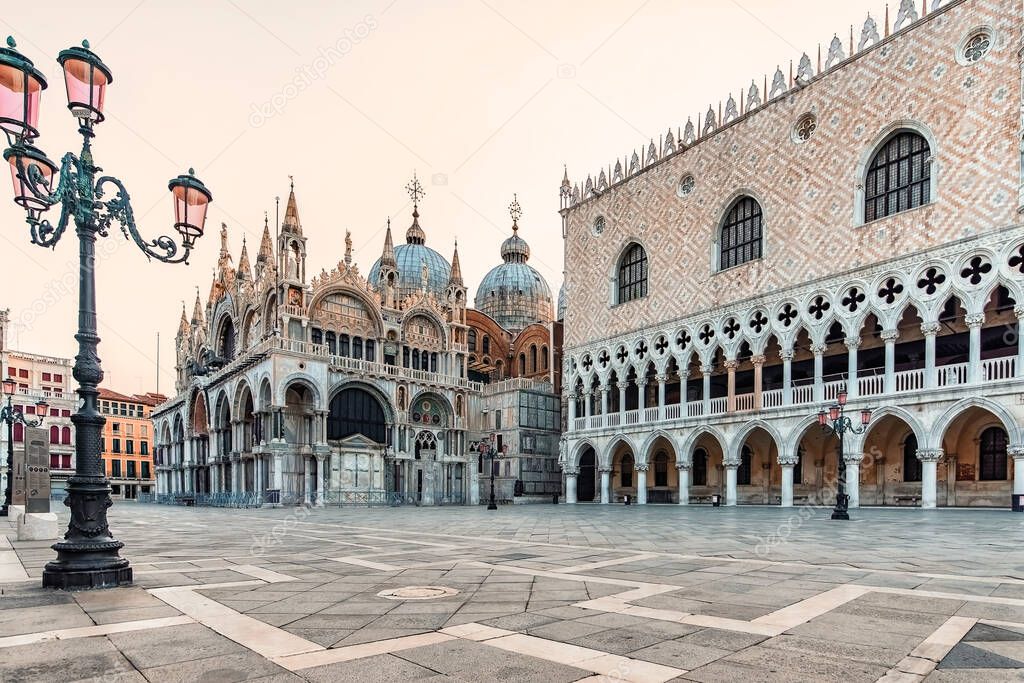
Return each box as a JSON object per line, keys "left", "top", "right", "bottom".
{"left": 892, "top": 495, "right": 919, "bottom": 506}
{"left": 774, "top": 495, "right": 810, "bottom": 505}
{"left": 690, "top": 495, "right": 716, "bottom": 504}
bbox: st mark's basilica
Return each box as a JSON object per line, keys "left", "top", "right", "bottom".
{"left": 151, "top": 178, "right": 564, "bottom": 506}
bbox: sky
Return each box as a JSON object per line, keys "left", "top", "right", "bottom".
{"left": 1, "top": 0, "right": 883, "bottom": 395}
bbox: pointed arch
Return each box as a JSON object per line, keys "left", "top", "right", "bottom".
{"left": 679, "top": 425, "right": 727, "bottom": 466}
{"left": 730, "top": 419, "right": 787, "bottom": 463}
{"left": 929, "top": 397, "right": 1021, "bottom": 450}
{"left": 639, "top": 429, "right": 679, "bottom": 464}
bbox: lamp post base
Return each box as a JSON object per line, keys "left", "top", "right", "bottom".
{"left": 831, "top": 493, "right": 850, "bottom": 520}
{"left": 830, "top": 509, "right": 850, "bottom": 520}
{"left": 42, "top": 544, "right": 133, "bottom": 590}
{"left": 487, "top": 502, "right": 497, "bottom": 510}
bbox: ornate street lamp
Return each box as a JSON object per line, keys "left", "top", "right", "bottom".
{"left": 1, "top": 374, "right": 48, "bottom": 516}
{"left": 477, "top": 437, "right": 501, "bottom": 511}
{"left": 817, "top": 387, "right": 872, "bottom": 520}
{"left": 0, "top": 37, "right": 212, "bottom": 589}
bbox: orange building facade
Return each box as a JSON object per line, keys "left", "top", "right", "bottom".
{"left": 98, "top": 389, "right": 166, "bottom": 500}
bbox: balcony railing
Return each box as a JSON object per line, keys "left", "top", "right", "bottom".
{"left": 568, "top": 358, "right": 1018, "bottom": 433}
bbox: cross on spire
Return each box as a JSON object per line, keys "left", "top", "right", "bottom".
{"left": 509, "top": 193, "right": 522, "bottom": 230}
{"left": 406, "top": 172, "right": 425, "bottom": 208}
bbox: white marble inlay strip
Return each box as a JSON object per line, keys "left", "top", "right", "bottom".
{"left": 329, "top": 556, "right": 403, "bottom": 572}
{"left": 879, "top": 615, "right": 977, "bottom": 682}
{"left": 231, "top": 565, "right": 299, "bottom": 583}
{"left": 289, "top": 533, "right": 378, "bottom": 549}
{"left": 484, "top": 632, "right": 684, "bottom": 682}
{"left": 274, "top": 632, "right": 454, "bottom": 671}
{"left": 150, "top": 583, "right": 323, "bottom": 659}
{"left": 354, "top": 534, "right": 456, "bottom": 549}
{"left": 752, "top": 585, "right": 871, "bottom": 629}
{"left": 0, "top": 616, "right": 195, "bottom": 649}
{"left": 873, "top": 586, "right": 1024, "bottom": 607}
{"left": 0, "top": 551, "right": 29, "bottom": 582}
{"left": 551, "top": 553, "right": 658, "bottom": 574}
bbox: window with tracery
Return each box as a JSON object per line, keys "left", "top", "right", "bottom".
{"left": 617, "top": 243, "right": 648, "bottom": 304}
{"left": 720, "top": 197, "right": 763, "bottom": 270}
{"left": 865, "top": 131, "right": 931, "bottom": 222}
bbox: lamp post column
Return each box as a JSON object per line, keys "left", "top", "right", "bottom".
{"left": 1, "top": 402, "right": 12, "bottom": 516}
{"left": 44, "top": 221, "right": 132, "bottom": 589}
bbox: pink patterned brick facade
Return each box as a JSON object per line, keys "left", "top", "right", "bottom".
{"left": 562, "top": 0, "right": 1021, "bottom": 352}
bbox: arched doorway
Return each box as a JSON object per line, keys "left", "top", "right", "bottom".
{"left": 939, "top": 405, "right": 1014, "bottom": 507}
{"left": 327, "top": 386, "right": 390, "bottom": 501}
{"left": 734, "top": 426, "right": 779, "bottom": 504}
{"left": 578, "top": 447, "right": 596, "bottom": 502}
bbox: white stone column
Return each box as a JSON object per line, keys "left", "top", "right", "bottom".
{"left": 752, "top": 356, "right": 765, "bottom": 410}
{"left": 724, "top": 360, "right": 737, "bottom": 412}
{"left": 600, "top": 385, "right": 609, "bottom": 415}
{"left": 779, "top": 461, "right": 795, "bottom": 507}
{"left": 844, "top": 453, "right": 862, "bottom": 508}
{"left": 1011, "top": 447, "right": 1024, "bottom": 496}
{"left": 811, "top": 344, "right": 826, "bottom": 403}
{"left": 917, "top": 448, "right": 943, "bottom": 509}
{"left": 565, "top": 467, "right": 578, "bottom": 504}
{"left": 584, "top": 391, "right": 592, "bottom": 419}
{"left": 781, "top": 349, "right": 794, "bottom": 406}
{"left": 232, "top": 455, "right": 243, "bottom": 493}
{"left": 567, "top": 394, "right": 577, "bottom": 423}
{"left": 1016, "top": 308, "right": 1024, "bottom": 378}
{"left": 656, "top": 375, "right": 667, "bottom": 417}
{"left": 636, "top": 464, "right": 648, "bottom": 505}
{"left": 637, "top": 380, "right": 647, "bottom": 412}
{"left": 303, "top": 458, "right": 313, "bottom": 505}
{"left": 599, "top": 467, "right": 611, "bottom": 504}
{"left": 315, "top": 455, "right": 325, "bottom": 506}
{"left": 966, "top": 314, "right": 984, "bottom": 383}
{"left": 701, "top": 365, "right": 712, "bottom": 416}
{"left": 330, "top": 452, "right": 341, "bottom": 493}
{"left": 676, "top": 463, "right": 690, "bottom": 504}
{"left": 882, "top": 329, "right": 898, "bottom": 394}
{"left": 617, "top": 382, "right": 626, "bottom": 413}
{"left": 845, "top": 337, "right": 860, "bottom": 399}
{"left": 272, "top": 453, "right": 283, "bottom": 492}
{"left": 724, "top": 462, "right": 738, "bottom": 506}
{"left": 914, "top": 323, "right": 937, "bottom": 391}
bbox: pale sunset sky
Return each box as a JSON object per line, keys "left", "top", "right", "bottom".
{"left": 1, "top": 0, "right": 883, "bottom": 394}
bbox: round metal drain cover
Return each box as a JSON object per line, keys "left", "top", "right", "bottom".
{"left": 376, "top": 586, "right": 459, "bottom": 600}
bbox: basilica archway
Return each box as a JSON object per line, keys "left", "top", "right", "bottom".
{"left": 578, "top": 447, "right": 597, "bottom": 502}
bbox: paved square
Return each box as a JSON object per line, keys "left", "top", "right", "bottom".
{"left": 3, "top": 504, "right": 1024, "bottom": 681}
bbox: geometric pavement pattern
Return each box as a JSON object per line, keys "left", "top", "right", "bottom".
{"left": 3, "top": 504, "right": 1024, "bottom": 682}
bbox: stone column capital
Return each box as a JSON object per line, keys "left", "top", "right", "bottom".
{"left": 656, "top": 374, "right": 668, "bottom": 384}
{"left": 598, "top": 467, "right": 613, "bottom": 474}
{"left": 722, "top": 459, "right": 739, "bottom": 469}
{"left": 881, "top": 329, "right": 900, "bottom": 343}
{"left": 920, "top": 321, "right": 941, "bottom": 336}
{"left": 701, "top": 364, "right": 714, "bottom": 375}
{"left": 1014, "top": 305, "right": 1024, "bottom": 320}
{"left": 675, "top": 462, "right": 690, "bottom": 471}
{"left": 750, "top": 355, "right": 766, "bottom": 367}
{"left": 916, "top": 448, "right": 944, "bottom": 463}
{"left": 634, "top": 463, "right": 649, "bottom": 473}
{"left": 1008, "top": 445, "right": 1024, "bottom": 459}
{"left": 780, "top": 348, "right": 795, "bottom": 361}
{"left": 844, "top": 337, "right": 862, "bottom": 349}
{"left": 810, "top": 343, "right": 828, "bottom": 356}
{"left": 636, "top": 379, "right": 648, "bottom": 389}
{"left": 777, "top": 456, "right": 798, "bottom": 467}
{"left": 965, "top": 313, "right": 985, "bottom": 329}
{"left": 563, "top": 466, "right": 580, "bottom": 476}
{"left": 723, "top": 359, "right": 739, "bottom": 371}
{"left": 843, "top": 452, "right": 865, "bottom": 465}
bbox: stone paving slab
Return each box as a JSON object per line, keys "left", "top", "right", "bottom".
{"left": 1, "top": 504, "right": 1024, "bottom": 681}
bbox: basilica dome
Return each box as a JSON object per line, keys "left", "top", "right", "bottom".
{"left": 475, "top": 207, "right": 553, "bottom": 333}
{"left": 369, "top": 209, "right": 452, "bottom": 300}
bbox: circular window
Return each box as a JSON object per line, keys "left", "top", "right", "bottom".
{"left": 963, "top": 31, "right": 991, "bottom": 63}
{"left": 677, "top": 174, "right": 695, "bottom": 197}
{"left": 793, "top": 113, "right": 816, "bottom": 143}
{"left": 592, "top": 215, "right": 605, "bottom": 236}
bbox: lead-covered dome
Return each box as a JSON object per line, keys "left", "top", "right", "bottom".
{"left": 369, "top": 207, "right": 451, "bottom": 300}
{"left": 475, "top": 203, "right": 553, "bottom": 332}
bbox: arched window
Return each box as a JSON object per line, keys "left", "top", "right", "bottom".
{"left": 482, "top": 335, "right": 490, "bottom": 355}
{"left": 865, "top": 131, "right": 931, "bottom": 222}
{"left": 325, "top": 331, "right": 337, "bottom": 355}
{"left": 794, "top": 446, "right": 803, "bottom": 485}
{"left": 365, "top": 339, "right": 375, "bottom": 362}
{"left": 352, "top": 336, "right": 363, "bottom": 360}
{"left": 529, "top": 345, "right": 537, "bottom": 373}
{"left": 720, "top": 196, "right": 763, "bottom": 270}
{"left": 654, "top": 451, "right": 668, "bottom": 487}
{"left": 518, "top": 353, "right": 526, "bottom": 375}
{"left": 542, "top": 346, "right": 549, "bottom": 370}
{"left": 62, "top": 426, "right": 72, "bottom": 445}
{"left": 692, "top": 448, "right": 708, "bottom": 486}
{"left": 617, "top": 243, "right": 648, "bottom": 304}
{"left": 621, "top": 452, "right": 634, "bottom": 487}
{"left": 340, "top": 334, "right": 350, "bottom": 357}
{"left": 903, "top": 434, "right": 921, "bottom": 482}
{"left": 737, "top": 445, "right": 753, "bottom": 485}
{"left": 49, "top": 425, "right": 59, "bottom": 444}
{"left": 468, "top": 329, "right": 477, "bottom": 352}
{"left": 979, "top": 427, "right": 1008, "bottom": 481}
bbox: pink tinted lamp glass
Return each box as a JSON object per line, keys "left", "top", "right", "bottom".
{"left": 0, "top": 63, "right": 42, "bottom": 134}
{"left": 7, "top": 154, "right": 55, "bottom": 211}
{"left": 62, "top": 58, "right": 107, "bottom": 119}
{"left": 172, "top": 183, "right": 209, "bottom": 243}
